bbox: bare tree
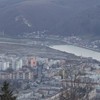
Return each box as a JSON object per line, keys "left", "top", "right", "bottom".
{"left": 60, "top": 64, "right": 93, "bottom": 100}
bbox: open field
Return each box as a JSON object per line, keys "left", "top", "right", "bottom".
{"left": 0, "top": 42, "right": 76, "bottom": 59}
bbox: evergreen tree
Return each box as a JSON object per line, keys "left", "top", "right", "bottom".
{"left": 0, "top": 81, "right": 16, "bottom": 100}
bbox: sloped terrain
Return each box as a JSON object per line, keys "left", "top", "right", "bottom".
{"left": 0, "top": 0, "right": 100, "bottom": 37}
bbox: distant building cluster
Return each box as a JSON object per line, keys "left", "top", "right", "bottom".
{"left": 0, "top": 54, "right": 65, "bottom": 81}
{"left": 0, "top": 55, "right": 38, "bottom": 70}
{"left": 0, "top": 67, "right": 34, "bottom": 80}
{"left": 1, "top": 53, "right": 100, "bottom": 100}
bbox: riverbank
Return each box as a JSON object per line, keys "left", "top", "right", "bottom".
{"left": 49, "top": 44, "right": 100, "bottom": 61}
{"left": 67, "top": 43, "right": 100, "bottom": 53}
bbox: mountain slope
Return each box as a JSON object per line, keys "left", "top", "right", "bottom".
{"left": 0, "top": 0, "right": 100, "bottom": 37}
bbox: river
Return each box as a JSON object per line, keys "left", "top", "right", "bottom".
{"left": 49, "top": 45, "right": 100, "bottom": 61}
